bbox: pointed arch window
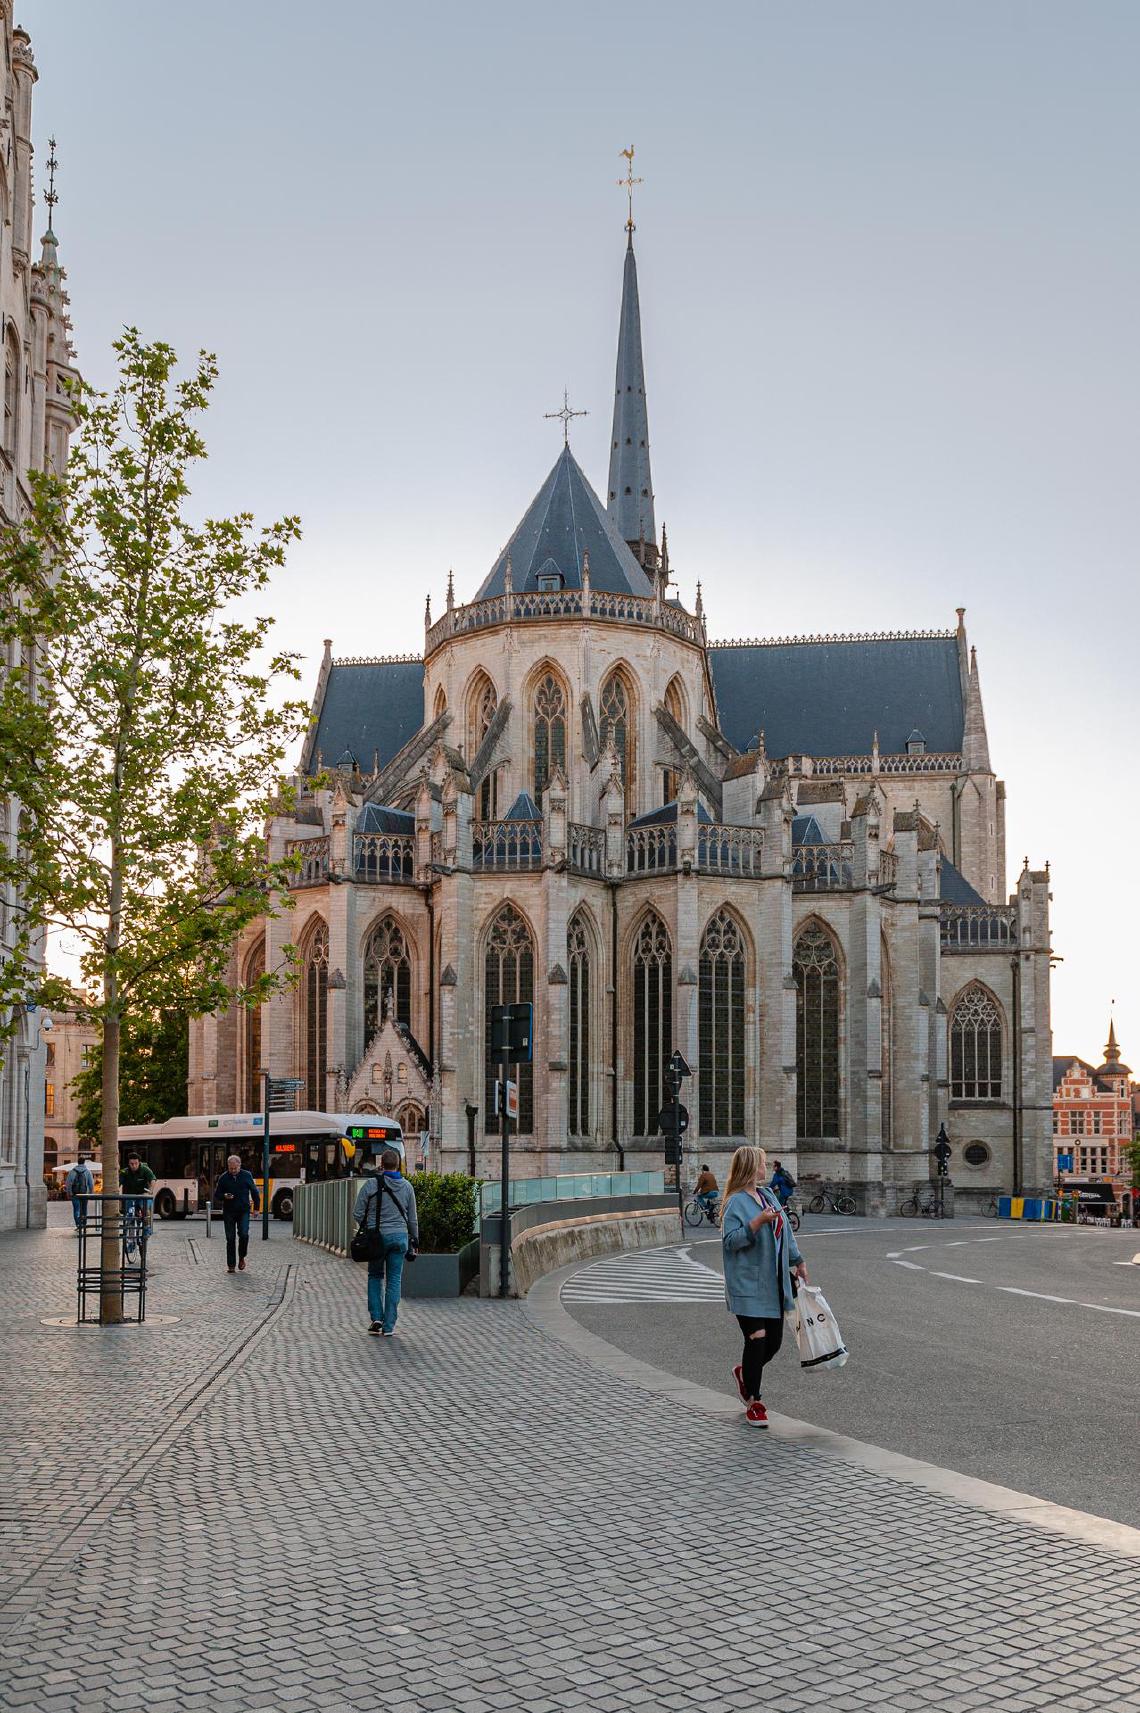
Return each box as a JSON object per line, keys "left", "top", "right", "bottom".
{"left": 532, "top": 672, "right": 566, "bottom": 807}
{"left": 794, "top": 923, "right": 840, "bottom": 1140}
{"left": 363, "top": 916, "right": 412, "bottom": 1041}
{"left": 662, "top": 677, "right": 685, "bottom": 804}
{"left": 950, "top": 985, "right": 1003, "bottom": 1101}
{"left": 632, "top": 913, "right": 672, "bottom": 1136}
{"left": 243, "top": 938, "right": 265, "bottom": 1114}
{"left": 699, "top": 910, "right": 747, "bottom": 1136}
{"left": 568, "top": 913, "right": 591, "bottom": 1136}
{"left": 301, "top": 921, "right": 329, "bottom": 1110}
{"left": 600, "top": 670, "right": 635, "bottom": 817}
{"left": 4, "top": 331, "right": 18, "bottom": 455}
{"left": 468, "top": 675, "right": 499, "bottom": 820}
{"left": 880, "top": 939, "right": 892, "bottom": 1148}
{"left": 484, "top": 905, "right": 534, "bottom": 1134}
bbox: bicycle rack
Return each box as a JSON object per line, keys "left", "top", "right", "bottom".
{"left": 74, "top": 1194, "right": 152, "bottom": 1324}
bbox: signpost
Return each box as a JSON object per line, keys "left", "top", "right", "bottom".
{"left": 659, "top": 1051, "right": 692, "bottom": 1231}
{"left": 261, "top": 1074, "right": 303, "bottom": 1240}
{"left": 489, "top": 1001, "right": 533, "bottom": 1297}
{"left": 933, "top": 1123, "right": 951, "bottom": 1221}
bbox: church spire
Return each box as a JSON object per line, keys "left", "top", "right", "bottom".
{"left": 607, "top": 149, "right": 657, "bottom": 571}
{"left": 962, "top": 644, "right": 991, "bottom": 773}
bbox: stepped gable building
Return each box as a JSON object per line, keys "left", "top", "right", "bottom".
{"left": 190, "top": 210, "right": 1054, "bottom": 1212}
{"left": 1053, "top": 1023, "right": 1136, "bottom": 1219}
{"left": 0, "top": 12, "right": 81, "bottom": 1229}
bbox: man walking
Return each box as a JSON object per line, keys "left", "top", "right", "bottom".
{"left": 353, "top": 1148, "right": 418, "bottom": 1337}
{"left": 65, "top": 1157, "right": 94, "bottom": 1232}
{"left": 212, "top": 1153, "right": 261, "bottom": 1274}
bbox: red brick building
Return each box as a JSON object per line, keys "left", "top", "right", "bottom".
{"left": 1052, "top": 1023, "right": 1135, "bottom": 1219}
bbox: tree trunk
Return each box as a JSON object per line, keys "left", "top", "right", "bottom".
{"left": 99, "top": 1006, "right": 122, "bottom": 1324}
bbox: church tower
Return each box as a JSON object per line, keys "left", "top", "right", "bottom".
{"left": 607, "top": 149, "right": 658, "bottom": 573}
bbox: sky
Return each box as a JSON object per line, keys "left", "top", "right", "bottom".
{"left": 23, "top": 0, "right": 1139, "bottom": 1067}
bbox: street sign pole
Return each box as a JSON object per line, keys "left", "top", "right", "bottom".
{"left": 261, "top": 1071, "right": 271, "bottom": 1242}
{"left": 499, "top": 1040, "right": 511, "bottom": 1299}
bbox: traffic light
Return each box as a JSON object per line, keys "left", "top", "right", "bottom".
{"left": 490, "top": 1002, "right": 533, "bottom": 1063}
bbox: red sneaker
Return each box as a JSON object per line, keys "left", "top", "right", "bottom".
{"left": 745, "top": 1401, "right": 769, "bottom": 1429}
{"left": 732, "top": 1364, "right": 749, "bottom": 1405}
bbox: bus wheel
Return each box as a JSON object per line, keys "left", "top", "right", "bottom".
{"left": 273, "top": 1192, "right": 294, "bottom": 1221}
{"left": 154, "top": 1189, "right": 177, "bottom": 1220}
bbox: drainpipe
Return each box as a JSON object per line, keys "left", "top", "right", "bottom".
{"left": 1010, "top": 952, "right": 1022, "bottom": 1194}
{"left": 609, "top": 878, "right": 623, "bottom": 1171}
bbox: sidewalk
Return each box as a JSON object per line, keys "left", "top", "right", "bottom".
{"left": 0, "top": 1213, "right": 1137, "bottom": 1713}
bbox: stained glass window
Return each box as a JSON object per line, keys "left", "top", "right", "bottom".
{"left": 243, "top": 938, "right": 264, "bottom": 1114}
{"left": 363, "top": 916, "right": 412, "bottom": 1041}
{"left": 600, "top": 670, "right": 635, "bottom": 817}
{"left": 699, "top": 910, "right": 746, "bottom": 1135}
{"left": 632, "top": 913, "right": 672, "bottom": 1136}
{"left": 568, "top": 913, "right": 591, "bottom": 1136}
{"left": 533, "top": 672, "right": 566, "bottom": 806}
{"left": 484, "top": 904, "right": 534, "bottom": 1134}
{"left": 302, "top": 921, "right": 329, "bottom": 1111}
{"left": 794, "top": 923, "right": 840, "bottom": 1140}
{"left": 469, "top": 675, "right": 499, "bottom": 820}
{"left": 950, "top": 985, "right": 1003, "bottom": 1100}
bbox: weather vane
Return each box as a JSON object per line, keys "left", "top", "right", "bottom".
{"left": 44, "top": 135, "right": 58, "bottom": 229}
{"left": 544, "top": 388, "right": 588, "bottom": 446}
{"left": 617, "top": 144, "right": 642, "bottom": 234}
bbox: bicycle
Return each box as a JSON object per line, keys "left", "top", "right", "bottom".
{"left": 683, "top": 1195, "right": 720, "bottom": 1228}
{"left": 807, "top": 1187, "right": 857, "bottom": 1216}
{"left": 122, "top": 1199, "right": 150, "bottom": 1265}
{"left": 980, "top": 1196, "right": 1000, "bottom": 1218}
{"left": 898, "top": 1184, "right": 944, "bottom": 1219}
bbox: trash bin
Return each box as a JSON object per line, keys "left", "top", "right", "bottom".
{"left": 75, "top": 1193, "right": 151, "bottom": 1324}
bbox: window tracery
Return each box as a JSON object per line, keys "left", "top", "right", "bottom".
{"left": 632, "top": 912, "right": 672, "bottom": 1136}
{"left": 484, "top": 904, "right": 534, "bottom": 1133}
{"left": 363, "top": 915, "right": 412, "bottom": 1041}
{"left": 794, "top": 923, "right": 840, "bottom": 1140}
{"left": 568, "top": 912, "right": 591, "bottom": 1136}
{"left": 532, "top": 671, "right": 566, "bottom": 806}
{"left": 699, "top": 910, "right": 746, "bottom": 1136}
{"left": 600, "top": 670, "right": 635, "bottom": 817}
{"left": 301, "top": 921, "right": 329, "bottom": 1110}
{"left": 950, "top": 985, "right": 1003, "bottom": 1101}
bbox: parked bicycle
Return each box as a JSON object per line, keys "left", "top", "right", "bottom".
{"left": 980, "top": 1195, "right": 1000, "bottom": 1218}
{"left": 898, "top": 1183, "right": 946, "bottom": 1219}
{"left": 808, "top": 1186, "right": 857, "bottom": 1216}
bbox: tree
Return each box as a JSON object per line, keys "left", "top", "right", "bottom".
{"left": 1128, "top": 1138, "right": 1140, "bottom": 1191}
{"left": 73, "top": 1006, "right": 190, "bottom": 1143}
{"left": 0, "top": 332, "right": 306, "bottom": 1320}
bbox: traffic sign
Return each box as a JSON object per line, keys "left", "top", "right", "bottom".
{"left": 656, "top": 1101, "right": 690, "bottom": 1138}
{"left": 493, "top": 1079, "right": 519, "bottom": 1120}
{"left": 668, "top": 1052, "right": 691, "bottom": 1079}
{"left": 1057, "top": 1152, "right": 1074, "bottom": 1173}
{"left": 490, "top": 1002, "right": 533, "bottom": 1063}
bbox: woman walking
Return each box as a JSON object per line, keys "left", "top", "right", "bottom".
{"left": 721, "top": 1144, "right": 808, "bottom": 1428}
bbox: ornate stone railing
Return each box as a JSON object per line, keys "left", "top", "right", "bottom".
{"left": 567, "top": 822, "right": 605, "bottom": 876}
{"left": 698, "top": 825, "right": 764, "bottom": 876}
{"left": 877, "top": 850, "right": 898, "bottom": 888}
{"left": 286, "top": 836, "right": 330, "bottom": 888}
{"left": 472, "top": 818, "right": 543, "bottom": 871}
{"left": 770, "top": 751, "right": 962, "bottom": 778}
{"left": 626, "top": 824, "right": 677, "bottom": 874}
{"left": 426, "top": 587, "right": 703, "bottom": 655}
{"left": 354, "top": 832, "right": 416, "bottom": 884}
{"left": 940, "top": 903, "right": 1017, "bottom": 950}
{"left": 791, "top": 841, "right": 854, "bottom": 892}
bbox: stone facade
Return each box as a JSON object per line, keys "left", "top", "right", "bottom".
{"left": 43, "top": 1005, "right": 100, "bottom": 1178}
{"left": 1053, "top": 1028, "right": 1135, "bottom": 1219}
{"left": 190, "top": 221, "right": 1053, "bottom": 1214}
{"left": 0, "top": 11, "right": 81, "bottom": 1230}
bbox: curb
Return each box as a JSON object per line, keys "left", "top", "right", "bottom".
{"left": 527, "top": 1260, "right": 1140, "bottom": 1561}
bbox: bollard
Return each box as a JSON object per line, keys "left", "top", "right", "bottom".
{"left": 205, "top": 1197, "right": 211, "bottom": 1238}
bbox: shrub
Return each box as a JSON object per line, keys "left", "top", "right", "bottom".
{"left": 409, "top": 1172, "right": 477, "bottom": 1254}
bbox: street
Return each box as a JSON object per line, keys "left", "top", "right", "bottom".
{"left": 562, "top": 1215, "right": 1140, "bottom": 1526}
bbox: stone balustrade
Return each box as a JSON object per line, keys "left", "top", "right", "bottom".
{"left": 939, "top": 903, "right": 1017, "bottom": 950}
{"left": 425, "top": 586, "right": 704, "bottom": 656}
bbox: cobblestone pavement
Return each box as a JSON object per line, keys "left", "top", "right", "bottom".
{"left": 1, "top": 1214, "right": 1139, "bottom": 1713}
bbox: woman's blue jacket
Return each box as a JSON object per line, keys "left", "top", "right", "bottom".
{"left": 721, "top": 1186, "right": 803, "bottom": 1317}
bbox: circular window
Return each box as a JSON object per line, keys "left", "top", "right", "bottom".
{"left": 963, "top": 1141, "right": 990, "bottom": 1168}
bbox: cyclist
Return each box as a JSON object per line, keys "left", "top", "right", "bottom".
{"left": 119, "top": 1150, "right": 156, "bottom": 1239}
{"left": 769, "top": 1159, "right": 796, "bottom": 1209}
{"left": 694, "top": 1163, "right": 720, "bottom": 1221}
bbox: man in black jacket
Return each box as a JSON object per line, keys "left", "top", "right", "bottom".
{"left": 212, "top": 1154, "right": 261, "bottom": 1274}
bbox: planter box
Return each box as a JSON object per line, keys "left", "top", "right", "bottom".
{"left": 401, "top": 1238, "right": 479, "bottom": 1299}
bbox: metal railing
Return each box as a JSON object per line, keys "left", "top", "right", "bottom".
{"left": 287, "top": 836, "right": 330, "bottom": 887}
{"left": 477, "top": 1169, "right": 666, "bottom": 1222}
{"left": 567, "top": 822, "right": 606, "bottom": 875}
{"left": 473, "top": 818, "right": 543, "bottom": 871}
{"left": 354, "top": 832, "right": 415, "bottom": 883}
{"left": 791, "top": 840, "right": 854, "bottom": 891}
{"left": 293, "top": 1176, "right": 363, "bottom": 1255}
{"left": 940, "top": 903, "right": 1018, "bottom": 949}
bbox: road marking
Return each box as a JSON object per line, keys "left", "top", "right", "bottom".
{"left": 931, "top": 1272, "right": 982, "bottom": 1284}
{"left": 891, "top": 1260, "right": 924, "bottom": 1271}
{"left": 1078, "top": 1302, "right": 1140, "bottom": 1319}
{"left": 885, "top": 1237, "right": 1139, "bottom": 1320}
{"left": 561, "top": 1246, "right": 725, "bottom": 1306}
{"left": 997, "top": 1288, "right": 1075, "bottom": 1303}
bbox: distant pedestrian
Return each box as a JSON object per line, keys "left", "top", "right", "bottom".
{"left": 212, "top": 1154, "right": 261, "bottom": 1274}
{"left": 65, "top": 1157, "right": 94, "bottom": 1232}
{"left": 353, "top": 1148, "right": 419, "bottom": 1337}
{"left": 721, "top": 1144, "right": 808, "bottom": 1429}
{"left": 769, "top": 1159, "right": 796, "bottom": 1208}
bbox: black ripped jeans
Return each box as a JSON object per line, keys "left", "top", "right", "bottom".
{"left": 735, "top": 1313, "right": 785, "bottom": 1401}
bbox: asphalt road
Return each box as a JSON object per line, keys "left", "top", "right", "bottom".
{"left": 564, "top": 1215, "right": 1140, "bottom": 1526}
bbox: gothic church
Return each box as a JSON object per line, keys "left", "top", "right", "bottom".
{"left": 189, "top": 210, "right": 1054, "bottom": 1213}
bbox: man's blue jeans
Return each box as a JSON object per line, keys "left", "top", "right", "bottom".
{"left": 71, "top": 1195, "right": 87, "bottom": 1229}
{"left": 223, "top": 1210, "right": 251, "bottom": 1269}
{"left": 367, "top": 1233, "right": 409, "bottom": 1331}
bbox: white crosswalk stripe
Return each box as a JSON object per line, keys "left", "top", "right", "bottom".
{"left": 560, "top": 1245, "right": 724, "bottom": 1305}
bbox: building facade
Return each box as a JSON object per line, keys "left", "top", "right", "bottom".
{"left": 0, "top": 11, "right": 80, "bottom": 1229}
{"left": 190, "top": 216, "right": 1054, "bottom": 1212}
{"left": 1053, "top": 1026, "right": 1135, "bottom": 1220}
{"left": 42, "top": 1005, "right": 99, "bottom": 1181}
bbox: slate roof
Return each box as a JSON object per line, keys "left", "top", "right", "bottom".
{"left": 310, "top": 660, "right": 423, "bottom": 773}
{"left": 629, "top": 800, "right": 714, "bottom": 827}
{"left": 606, "top": 238, "right": 656, "bottom": 548}
{"left": 709, "top": 635, "right": 965, "bottom": 757}
{"left": 357, "top": 803, "right": 415, "bottom": 834}
{"left": 474, "top": 446, "right": 654, "bottom": 600}
{"left": 792, "top": 814, "right": 826, "bottom": 846}
{"left": 939, "top": 857, "right": 985, "bottom": 906}
{"left": 1052, "top": 1055, "right": 1095, "bottom": 1092}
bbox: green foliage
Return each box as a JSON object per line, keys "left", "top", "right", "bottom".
{"left": 1128, "top": 1138, "right": 1140, "bottom": 1190}
{"left": 409, "top": 1172, "right": 477, "bottom": 1255}
{"left": 73, "top": 1006, "right": 190, "bottom": 1142}
{"left": 0, "top": 331, "right": 308, "bottom": 1173}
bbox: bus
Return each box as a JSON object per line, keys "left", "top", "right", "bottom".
{"left": 117, "top": 1111, "right": 405, "bottom": 1221}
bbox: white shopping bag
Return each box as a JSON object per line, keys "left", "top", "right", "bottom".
{"left": 791, "top": 1284, "right": 848, "bottom": 1370}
